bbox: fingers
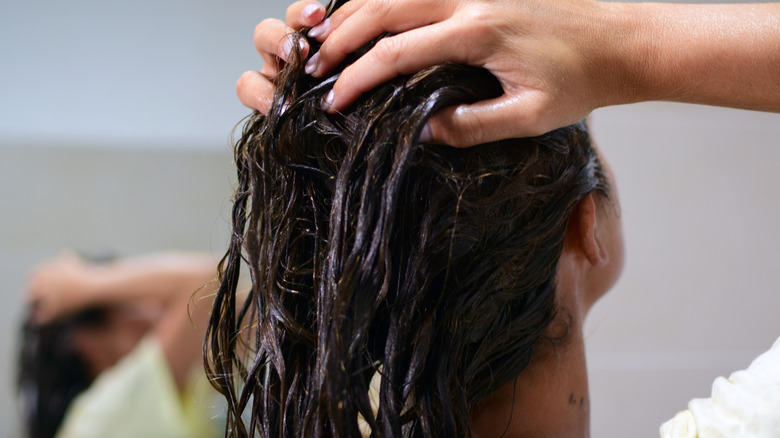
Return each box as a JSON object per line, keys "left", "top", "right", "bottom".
{"left": 246, "top": 2, "right": 329, "bottom": 114}
{"left": 237, "top": 71, "right": 275, "bottom": 113}
{"left": 308, "top": 0, "right": 367, "bottom": 41}
{"left": 310, "top": 0, "right": 456, "bottom": 77}
{"left": 425, "top": 92, "right": 555, "bottom": 147}
{"left": 255, "top": 0, "right": 326, "bottom": 62}
{"left": 286, "top": 0, "right": 327, "bottom": 28}
{"left": 249, "top": 18, "right": 303, "bottom": 114}
{"left": 254, "top": 18, "right": 306, "bottom": 66}
{"left": 326, "top": 21, "right": 469, "bottom": 111}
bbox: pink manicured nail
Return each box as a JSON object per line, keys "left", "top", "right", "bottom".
{"left": 305, "top": 52, "right": 319, "bottom": 75}
{"left": 302, "top": 3, "right": 322, "bottom": 20}
{"left": 308, "top": 18, "right": 331, "bottom": 39}
{"left": 419, "top": 122, "right": 433, "bottom": 143}
{"left": 321, "top": 89, "right": 335, "bottom": 111}
{"left": 281, "top": 36, "right": 294, "bottom": 60}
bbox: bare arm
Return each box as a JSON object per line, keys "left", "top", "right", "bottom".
{"left": 26, "top": 252, "right": 219, "bottom": 388}
{"left": 241, "top": 0, "right": 780, "bottom": 146}
{"left": 26, "top": 252, "right": 215, "bottom": 321}
{"left": 629, "top": 2, "right": 780, "bottom": 113}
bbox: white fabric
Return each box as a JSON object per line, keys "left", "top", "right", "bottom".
{"left": 660, "top": 336, "right": 780, "bottom": 438}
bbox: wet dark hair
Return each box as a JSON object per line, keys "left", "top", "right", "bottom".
{"left": 206, "top": 2, "right": 609, "bottom": 436}
{"left": 18, "top": 251, "right": 115, "bottom": 438}
{"left": 18, "top": 308, "right": 108, "bottom": 438}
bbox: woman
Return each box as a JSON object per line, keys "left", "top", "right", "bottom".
{"left": 238, "top": 1, "right": 780, "bottom": 436}
{"left": 205, "top": 2, "right": 623, "bottom": 435}
{"left": 21, "top": 252, "right": 224, "bottom": 438}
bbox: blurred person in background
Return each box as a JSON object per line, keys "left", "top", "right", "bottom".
{"left": 19, "top": 251, "right": 225, "bottom": 438}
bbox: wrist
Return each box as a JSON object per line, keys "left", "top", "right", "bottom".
{"left": 81, "top": 265, "right": 111, "bottom": 303}
{"left": 587, "top": 2, "right": 659, "bottom": 107}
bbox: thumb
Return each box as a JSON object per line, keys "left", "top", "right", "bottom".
{"left": 424, "top": 92, "right": 555, "bottom": 147}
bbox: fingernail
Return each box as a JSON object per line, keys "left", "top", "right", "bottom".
{"left": 281, "top": 36, "right": 294, "bottom": 61}
{"left": 302, "top": 3, "right": 322, "bottom": 19}
{"left": 308, "top": 18, "right": 331, "bottom": 39}
{"left": 419, "top": 122, "right": 433, "bottom": 143}
{"left": 305, "top": 51, "right": 319, "bottom": 75}
{"left": 321, "top": 89, "right": 335, "bottom": 111}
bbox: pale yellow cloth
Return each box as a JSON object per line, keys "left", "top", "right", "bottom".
{"left": 660, "top": 336, "right": 780, "bottom": 438}
{"left": 56, "top": 336, "right": 224, "bottom": 438}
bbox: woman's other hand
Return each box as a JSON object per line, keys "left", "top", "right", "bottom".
{"left": 237, "top": 0, "right": 328, "bottom": 113}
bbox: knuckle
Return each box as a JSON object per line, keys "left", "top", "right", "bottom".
{"left": 365, "top": 0, "right": 395, "bottom": 18}
{"left": 457, "top": 8, "right": 494, "bottom": 44}
{"left": 462, "top": 6, "right": 492, "bottom": 27}
{"left": 372, "top": 37, "right": 403, "bottom": 67}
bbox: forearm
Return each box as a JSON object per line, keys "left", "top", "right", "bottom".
{"left": 612, "top": 2, "right": 780, "bottom": 111}
{"left": 84, "top": 252, "right": 217, "bottom": 307}
{"left": 92, "top": 252, "right": 219, "bottom": 388}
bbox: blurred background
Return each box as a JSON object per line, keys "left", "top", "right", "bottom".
{"left": 2, "top": 0, "right": 779, "bottom": 436}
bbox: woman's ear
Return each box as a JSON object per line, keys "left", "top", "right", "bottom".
{"left": 565, "top": 193, "right": 609, "bottom": 267}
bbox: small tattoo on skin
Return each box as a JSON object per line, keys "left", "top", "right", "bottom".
{"left": 569, "top": 393, "right": 577, "bottom": 405}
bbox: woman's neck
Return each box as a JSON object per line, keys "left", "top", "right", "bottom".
{"left": 470, "top": 256, "right": 593, "bottom": 438}
{"left": 469, "top": 320, "right": 590, "bottom": 438}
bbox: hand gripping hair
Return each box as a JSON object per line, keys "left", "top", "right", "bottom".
{"left": 205, "top": 2, "right": 610, "bottom": 436}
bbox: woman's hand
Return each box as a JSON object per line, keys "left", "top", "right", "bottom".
{"left": 240, "top": 0, "right": 780, "bottom": 146}
{"left": 237, "top": 0, "right": 329, "bottom": 113}
{"left": 306, "top": 0, "right": 639, "bottom": 145}
{"left": 241, "top": 0, "right": 639, "bottom": 145}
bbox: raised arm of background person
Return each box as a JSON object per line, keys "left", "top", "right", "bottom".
{"left": 26, "top": 252, "right": 219, "bottom": 388}
{"left": 26, "top": 252, "right": 215, "bottom": 323}
{"left": 241, "top": 0, "right": 780, "bottom": 147}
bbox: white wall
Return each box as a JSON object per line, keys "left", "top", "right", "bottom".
{"left": 2, "top": 0, "right": 780, "bottom": 436}
{"left": 1, "top": 0, "right": 284, "bottom": 433}
{"left": 588, "top": 104, "right": 780, "bottom": 436}
{"left": 1, "top": 0, "right": 287, "bottom": 147}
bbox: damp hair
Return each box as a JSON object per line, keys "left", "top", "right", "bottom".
{"left": 17, "top": 252, "right": 116, "bottom": 438}
{"left": 18, "top": 308, "right": 109, "bottom": 438}
{"left": 205, "top": 2, "right": 610, "bottom": 436}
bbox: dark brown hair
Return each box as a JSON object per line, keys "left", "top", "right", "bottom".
{"left": 18, "top": 252, "right": 116, "bottom": 438}
{"left": 18, "top": 309, "right": 109, "bottom": 438}
{"left": 206, "top": 3, "right": 609, "bottom": 436}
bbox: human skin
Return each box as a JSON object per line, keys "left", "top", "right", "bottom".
{"left": 240, "top": 0, "right": 780, "bottom": 146}
{"left": 464, "top": 147, "right": 624, "bottom": 437}
{"left": 26, "top": 252, "right": 218, "bottom": 389}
